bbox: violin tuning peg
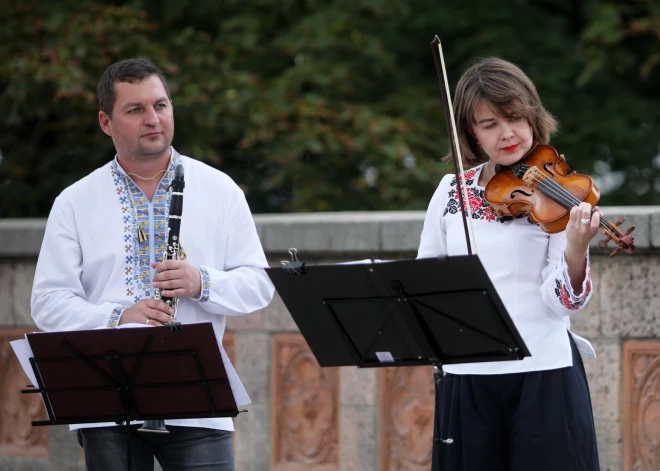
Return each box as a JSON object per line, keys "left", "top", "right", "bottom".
{"left": 598, "top": 238, "right": 610, "bottom": 249}
{"left": 559, "top": 154, "right": 566, "bottom": 160}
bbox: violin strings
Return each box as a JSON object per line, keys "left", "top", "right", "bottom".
{"left": 523, "top": 172, "right": 618, "bottom": 235}
{"left": 530, "top": 176, "right": 615, "bottom": 232}
{"left": 526, "top": 173, "right": 606, "bottom": 227}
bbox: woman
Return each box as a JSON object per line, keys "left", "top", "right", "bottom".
{"left": 418, "top": 57, "right": 601, "bottom": 471}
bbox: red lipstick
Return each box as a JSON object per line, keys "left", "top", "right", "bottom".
{"left": 502, "top": 144, "right": 518, "bottom": 152}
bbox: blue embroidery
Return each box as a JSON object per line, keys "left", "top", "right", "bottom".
{"left": 111, "top": 151, "right": 182, "bottom": 304}
{"left": 199, "top": 266, "right": 211, "bottom": 303}
{"left": 107, "top": 307, "right": 123, "bottom": 328}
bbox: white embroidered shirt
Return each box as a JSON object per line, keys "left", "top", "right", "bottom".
{"left": 417, "top": 164, "right": 595, "bottom": 375}
{"left": 31, "top": 148, "right": 274, "bottom": 430}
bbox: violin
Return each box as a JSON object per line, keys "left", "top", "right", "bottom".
{"left": 483, "top": 144, "right": 635, "bottom": 256}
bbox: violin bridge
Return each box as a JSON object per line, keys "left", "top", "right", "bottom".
{"left": 522, "top": 166, "right": 546, "bottom": 188}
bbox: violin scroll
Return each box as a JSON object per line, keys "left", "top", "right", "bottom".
{"left": 597, "top": 216, "right": 635, "bottom": 256}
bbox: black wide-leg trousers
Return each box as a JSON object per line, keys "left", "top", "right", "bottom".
{"left": 432, "top": 334, "right": 600, "bottom": 471}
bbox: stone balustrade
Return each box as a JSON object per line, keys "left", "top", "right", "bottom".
{"left": 1, "top": 208, "right": 660, "bottom": 470}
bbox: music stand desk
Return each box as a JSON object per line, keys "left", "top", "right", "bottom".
{"left": 21, "top": 323, "right": 238, "bottom": 470}
{"left": 267, "top": 255, "right": 530, "bottom": 369}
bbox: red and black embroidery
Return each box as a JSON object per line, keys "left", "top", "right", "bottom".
{"left": 554, "top": 278, "right": 592, "bottom": 310}
{"left": 444, "top": 168, "right": 498, "bottom": 222}
{"left": 444, "top": 166, "right": 538, "bottom": 226}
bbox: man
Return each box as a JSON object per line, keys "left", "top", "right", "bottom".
{"left": 31, "top": 58, "right": 274, "bottom": 470}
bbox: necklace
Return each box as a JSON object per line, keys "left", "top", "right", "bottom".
{"left": 126, "top": 169, "right": 167, "bottom": 181}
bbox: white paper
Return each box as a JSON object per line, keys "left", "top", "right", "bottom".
{"left": 337, "top": 258, "right": 396, "bottom": 265}
{"left": 208, "top": 323, "right": 250, "bottom": 407}
{"left": 116, "top": 322, "right": 150, "bottom": 329}
{"left": 375, "top": 351, "right": 395, "bottom": 363}
{"left": 337, "top": 259, "right": 374, "bottom": 265}
{"left": 10, "top": 339, "right": 38, "bottom": 387}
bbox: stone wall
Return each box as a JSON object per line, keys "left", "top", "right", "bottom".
{"left": 1, "top": 209, "right": 660, "bottom": 471}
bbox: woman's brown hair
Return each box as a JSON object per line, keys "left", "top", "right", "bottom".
{"left": 445, "top": 57, "right": 558, "bottom": 166}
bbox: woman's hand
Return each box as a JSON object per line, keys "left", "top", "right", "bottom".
{"left": 564, "top": 202, "right": 601, "bottom": 294}
{"left": 565, "top": 202, "right": 601, "bottom": 258}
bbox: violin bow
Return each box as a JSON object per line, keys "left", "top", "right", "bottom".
{"left": 430, "top": 36, "right": 477, "bottom": 254}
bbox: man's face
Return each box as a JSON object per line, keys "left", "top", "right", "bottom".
{"left": 99, "top": 75, "right": 174, "bottom": 161}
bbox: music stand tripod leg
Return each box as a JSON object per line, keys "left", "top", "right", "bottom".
{"left": 433, "top": 364, "right": 454, "bottom": 446}
{"left": 124, "top": 402, "right": 132, "bottom": 471}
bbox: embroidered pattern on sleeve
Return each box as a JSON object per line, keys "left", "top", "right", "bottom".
{"left": 198, "top": 266, "right": 211, "bottom": 303}
{"left": 107, "top": 307, "right": 124, "bottom": 328}
{"left": 554, "top": 268, "right": 592, "bottom": 310}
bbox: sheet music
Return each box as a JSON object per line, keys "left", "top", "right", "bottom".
{"left": 218, "top": 342, "right": 250, "bottom": 406}
{"left": 337, "top": 259, "right": 374, "bottom": 265}
{"left": 10, "top": 339, "right": 38, "bottom": 387}
{"left": 337, "top": 259, "right": 396, "bottom": 265}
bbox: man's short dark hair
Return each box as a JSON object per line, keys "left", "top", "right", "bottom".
{"left": 97, "top": 58, "right": 171, "bottom": 117}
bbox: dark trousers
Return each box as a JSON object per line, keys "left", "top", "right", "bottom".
{"left": 432, "top": 334, "right": 600, "bottom": 471}
{"left": 78, "top": 425, "right": 234, "bottom": 471}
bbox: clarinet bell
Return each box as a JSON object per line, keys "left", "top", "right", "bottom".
{"left": 138, "top": 419, "right": 169, "bottom": 433}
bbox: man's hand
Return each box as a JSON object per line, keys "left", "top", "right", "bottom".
{"left": 119, "top": 299, "right": 174, "bottom": 325}
{"left": 151, "top": 260, "right": 202, "bottom": 298}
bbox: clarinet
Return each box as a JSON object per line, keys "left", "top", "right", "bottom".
{"left": 154, "top": 163, "right": 185, "bottom": 319}
{"left": 139, "top": 163, "right": 184, "bottom": 435}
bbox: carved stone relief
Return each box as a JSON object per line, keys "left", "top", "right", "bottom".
{"left": 0, "top": 330, "right": 48, "bottom": 457}
{"left": 271, "top": 334, "right": 338, "bottom": 471}
{"left": 624, "top": 341, "right": 660, "bottom": 471}
{"left": 380, "top": 366, "right": 435, "bottom": 471}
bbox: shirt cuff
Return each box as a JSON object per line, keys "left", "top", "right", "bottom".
{"left": 555, "top": 252, "right": 592, "bottom": 310}
{"left": 191, "top": 266, "right": 211, "bottom": 303}
{"left": 107, "top": 307, "right": 125, "bottom": 328}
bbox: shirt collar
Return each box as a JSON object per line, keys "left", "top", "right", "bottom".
{"left": 111, "top": 147, "right": 182, "bottom": 177}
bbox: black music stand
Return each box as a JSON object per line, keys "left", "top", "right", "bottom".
{"left": 20, "top": 322, "right": 238, "bottom": 471}
{"left": 266, "top": 255, "right": 530, "bottom": 370}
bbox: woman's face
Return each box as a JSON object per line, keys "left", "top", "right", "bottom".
{"left": 471, "top": 99, "right": 534, "bottom": 166}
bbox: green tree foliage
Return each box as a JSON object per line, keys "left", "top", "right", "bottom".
{"left": 1, "top": 0, "right": 659, "bottom": 217}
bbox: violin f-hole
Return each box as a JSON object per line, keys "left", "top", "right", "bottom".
{"left": 510, "top": 189, "right": 534, "bottom": 199}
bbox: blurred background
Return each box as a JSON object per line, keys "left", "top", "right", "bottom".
{"left": 2, "top": 0, "right": 660, "bottom": 218}
{"left": 3, "top": 2, "right": 660, "bottom": 470}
